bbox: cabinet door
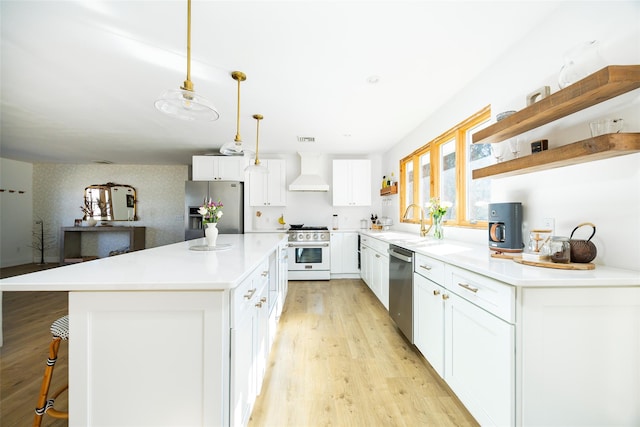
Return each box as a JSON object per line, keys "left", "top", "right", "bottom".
{"left": 413, "top": 274, "right": 445, "bottom": 377}
{"left": 255, "top": 282, "right": 269, "bottom": 396}
{"left": 217, "top": 157, "right": 246, "bottom": 181}
{"left": 249, "top": 159, "right": 286, "bottom": 206}
{"left": 350, "top": 159, "right": 371, "bottom": 206}
{"left": 342, "top": 232, "right": 360, "bottom": 273}
{"left": 230, "top": 309, "right": 255, "bottom": 427}
{"left": 360, "top": 245, "right": 371, "bottom": 286}
{"left": 332, "top": 159, "right": 371, "bottom": 206}
{"left": 192, "top": 156, "right": 215, "bottom": 181}
{"left": 444, "top": 292, "right": 514, "bottom": 427}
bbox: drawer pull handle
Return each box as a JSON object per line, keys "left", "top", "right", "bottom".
{"left": 433, "top": 289, "right": 440, "bottom": 296}
{"left": 458, "top": 282, "right": 479, "bottom": 293}
{"left": 375, "top": 254, "right": 381, "bottom": 258}
{"left": 260, "top": 297, "right": 267, "bottom": 303}
{"left": 419, "top": 264, "right": 432, "bottom": 271}
{"left": 244, "top": 288, "right": 257, "bottom": 299}
{"left": 255, "top": 301, "right": 263, "bottom": 308}
{"left": 442, "top": 294, "right": 449, "bottom": 300}
{"left": 261, "top": 271, "right": 269, "bottom": 277}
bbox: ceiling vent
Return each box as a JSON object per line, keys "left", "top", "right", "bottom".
{"left": 297, "top": 136, "right": 316, "bottom": 143}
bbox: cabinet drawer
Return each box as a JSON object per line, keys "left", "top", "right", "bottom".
{"left": 360, "top": 235, "right": 388, "bottom": 254}
{"left": 414, "top": 253, "right": 445, "bottom": 285}
{"left": 444, "top": 265, "right": 515, "bottom": 324}
{"left": 231, "top": 260, "right": 269, "bottom": 326}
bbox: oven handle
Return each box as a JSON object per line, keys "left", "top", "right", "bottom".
{"left": 288, "top": 242, "right": 330, "bottom": 248}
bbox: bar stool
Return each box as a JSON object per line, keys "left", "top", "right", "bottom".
{"left": 33, "top": 315, "right": 69, "bottom": 427}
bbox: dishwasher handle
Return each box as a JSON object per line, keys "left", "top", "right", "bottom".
{"left": 388, "top": 247, "right": 413, "bottom": 263}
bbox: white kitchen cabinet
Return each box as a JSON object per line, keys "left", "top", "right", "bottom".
{"left": 330, "top": 232, "right": 360, "bottom": 276}
{"left": 519, "top": 286, "right": 640, "bottom": 426}
{"left": 192, "top": 155, "right": 247, "bottom": 181}
{"left": 249, "top": 159, "right": 286, "bottom": 206}
{"left": 443, "top": 264, "right": 515, "bottom": 427}
{"left": 359, "top": 235, "right": 389, "bottom": 309}
{"left": 413, "top": 268, "right": 446, "bottom": 377}
{"left": 230, "top": 260, "right": 269, "bottom": 427}
{"left": 332, "top": 159, "right": 371, "bottom": 206}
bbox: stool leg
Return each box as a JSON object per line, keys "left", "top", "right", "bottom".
{"left": 33, "top": 337, "right": 61, "bottom": 427}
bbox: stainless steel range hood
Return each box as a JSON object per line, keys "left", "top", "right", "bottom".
{"left": 289, "top": 152, "right": 329, "bottom": 192}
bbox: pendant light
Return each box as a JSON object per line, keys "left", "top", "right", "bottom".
{"left": 220, "top": 71, "right": 254, "bottom": 156}
{"left": 154, "top": 0, "right": 219, "bottom": 121}
{"left": 245, "top": 114, "right": 269, "bottom": 173}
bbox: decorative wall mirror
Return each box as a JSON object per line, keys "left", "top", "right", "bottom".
{"left": 84, "top": 183, "right": 137, "bottom": 221}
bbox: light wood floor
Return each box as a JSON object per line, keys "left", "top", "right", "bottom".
{"left": 249, "top": 279, "right": 478, "bottom": 427}
{"left": 1, "top": 265, "right": 477, "bottom": 426}
{"left": 1, "top": 264, "right": 68, "bottom": 427}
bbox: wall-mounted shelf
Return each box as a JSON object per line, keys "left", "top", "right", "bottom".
{"left": 472, "top": 133, "right": 640, "bottom": 179}
{"left": 380, "top": 184, "right": 398, "bottom": 196}
{"left": 472, "top": 65, "right": 640, "bottom": 145}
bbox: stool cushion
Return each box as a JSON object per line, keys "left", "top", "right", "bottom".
{"left": 50, "top": 315, "right": 69, "bottom": 340}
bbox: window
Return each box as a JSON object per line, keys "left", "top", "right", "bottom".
{"left": 401, "top": 106, "right": 492, "bottom": 227}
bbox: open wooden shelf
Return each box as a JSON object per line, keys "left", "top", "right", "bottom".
{"left": 380, "top": 184, "right": 398, "bottom": 196}
{"left": 472, "top": 133, "right": 640, "bottom": 179}
{"left": 472, "top": 65, "right": 640, "bottom": 145}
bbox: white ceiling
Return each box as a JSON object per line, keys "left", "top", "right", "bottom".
{"left": 0, "top": 1, "right": 561, "bottom": 165}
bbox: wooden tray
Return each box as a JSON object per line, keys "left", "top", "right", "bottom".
{"left": 513, "top": 257, "right": 595, "bottom": 270}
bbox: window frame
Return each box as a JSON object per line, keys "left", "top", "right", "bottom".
{"left": 400, "top": 106, "right": 491, "bottom": 228}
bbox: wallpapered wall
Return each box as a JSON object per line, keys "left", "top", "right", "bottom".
{"left": 33, "top": 164, "right": 188, "bottom": 262}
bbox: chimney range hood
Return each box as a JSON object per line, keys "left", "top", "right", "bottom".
{"left": 289, "top": 152, "right": 330, "bottom": 192}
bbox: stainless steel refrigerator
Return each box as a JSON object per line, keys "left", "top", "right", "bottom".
{"left": 185, "top": 181, "right": 244, "bottom": 240}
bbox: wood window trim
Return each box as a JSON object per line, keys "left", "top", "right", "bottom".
{"left": 400, "top": 105, "right": 491, "bottom": 228}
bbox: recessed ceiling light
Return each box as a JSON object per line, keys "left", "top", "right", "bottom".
{"left": 92, "top": 160, "right": 114, "bottom": 164}
{"left": 297, "top": 136, "right": 316, "bottom": 143}
{"left": 366, "top": 75, "right": 380, "bottom": 84}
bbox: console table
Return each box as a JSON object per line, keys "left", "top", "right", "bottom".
{"left": 59, "top": 226, "right": 146, "bottom": 264}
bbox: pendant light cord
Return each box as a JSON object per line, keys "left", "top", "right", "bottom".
{"left": 254, "top": 115, "right": 262, "bottom": 165}
{"left": 182, "top": 0, "right": 193, "bottom": 91}
{"left": 235, "top": 76, "right": 242, "bottom": 142}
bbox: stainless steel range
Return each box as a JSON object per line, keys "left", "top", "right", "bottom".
{"left": 287, "top": 226, "right": 330, "bottom": 280}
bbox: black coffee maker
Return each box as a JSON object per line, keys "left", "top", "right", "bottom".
{"left": 488, "top": 202, "right": 524, "bottom": 253}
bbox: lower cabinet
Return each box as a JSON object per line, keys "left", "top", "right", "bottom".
{"left": 444, "top": 291, "right": 514, "bottom": 427}
{"left": 413, "top": 258, "right": 515, "bottom": 427}
{"left": 330, "top": 232, "right": 360, "bottom": 276}
{"left": 359, "top": 235, "right": 389, "bottom": 309}
{"left": 413, "top": 274, "right": 445, "bottom": 377}
{"left": 230, "top": 260, "right": 270, "bottom": 427}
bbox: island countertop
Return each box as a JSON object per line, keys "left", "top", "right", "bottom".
{"left": 0, "top": 233, "right": 288, "bottom": 292}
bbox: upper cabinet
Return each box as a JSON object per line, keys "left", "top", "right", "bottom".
{"left": 332, "top": 159, "right": 371, "bottom": 206}
{"left": 192, "top": 156, "right": 248, "bottom": 181}
{"left": 249, "top": 159, "right": 287, "bottom": 206}
{"left": 472, "top": 65, "right": 640, "bottom": 179}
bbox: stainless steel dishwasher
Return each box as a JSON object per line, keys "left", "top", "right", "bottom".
{"left": 388, "top": 244, "right": 414, "bottom": 342}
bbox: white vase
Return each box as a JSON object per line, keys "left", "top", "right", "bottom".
{"left": 205, "top": 222, "right": 219, "bottom": 247}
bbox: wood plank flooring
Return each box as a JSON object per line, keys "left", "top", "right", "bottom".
{"left": 249, "top": 279, "right": 478, "bottom": 427}
{"left": 1, "top": 264, "right": 477, "bottom": 426}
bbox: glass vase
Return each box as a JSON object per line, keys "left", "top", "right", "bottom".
{"left": 433, "top": 215, "right": 444, "bottom": 240}
{"left": 205, "top": 222, "right": 218, "bottom": 247}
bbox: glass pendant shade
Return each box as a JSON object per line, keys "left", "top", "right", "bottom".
{"left": 155, "top": 88, "right": 219, "bottom": 121}
{"left": 154, "top": 0, "right": 218, "bottom": 121}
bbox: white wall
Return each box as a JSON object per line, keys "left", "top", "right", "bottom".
{"left": 381, "top": 1, "right": 640, "bottom": 270}
{"left": 0, "top": 158, "right": 33, "bottom": 267}
{"left": 32, "top": 164, "right": 188, "bottom": 262}
{"left": 247, "top": 152, "right": 383, "bottom": 231}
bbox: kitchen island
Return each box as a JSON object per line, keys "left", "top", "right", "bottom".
{"left": 0, "top": 233, "right": 288, "bottom": 427}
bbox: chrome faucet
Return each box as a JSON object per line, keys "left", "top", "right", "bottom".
{"left": 402, "top": 204, "right": 432, "bottom": 237}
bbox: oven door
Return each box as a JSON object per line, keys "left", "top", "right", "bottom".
{"left": 287, "top": 242, "right": 330, "bottom": 280}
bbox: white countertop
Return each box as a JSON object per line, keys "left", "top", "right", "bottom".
{"left": 361, "top": 230, "right": 640, "bottom": 287}
{"left": 0, "top": 233, "right": 288, "bottom": 292}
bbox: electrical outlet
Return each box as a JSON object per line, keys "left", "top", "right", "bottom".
{"left": 542, "top": 217, "right": 555, "bottom": 232}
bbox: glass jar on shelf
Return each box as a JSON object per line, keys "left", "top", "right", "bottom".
{"left": 549, "top": 236, "right": 571, "bottom": 263}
